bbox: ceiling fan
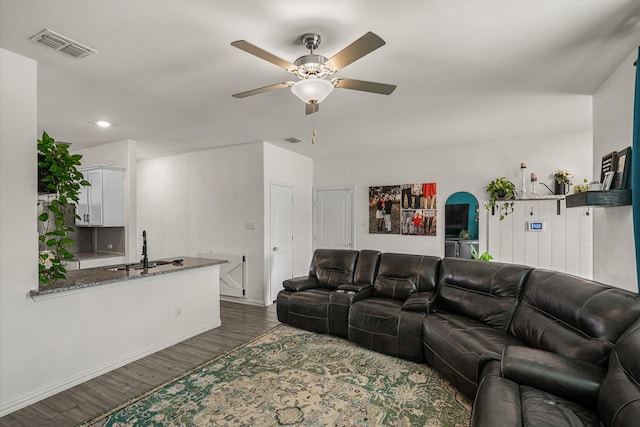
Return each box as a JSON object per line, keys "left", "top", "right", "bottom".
{"left": 231, "top": 32, "right": 396, "bottom": 115}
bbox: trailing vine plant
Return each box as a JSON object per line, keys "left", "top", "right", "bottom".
{"left": 38, "top": 131, "right": 89, "bottom": 285}
{"left": 485, "top": 177, "right": 517, "bottom": 220}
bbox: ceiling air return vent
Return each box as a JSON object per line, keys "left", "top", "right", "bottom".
{"left": 283, "top": 137, "right": 304, "bottom": 143}
{"left": 30, "top": 29, "right": 96, "bottom": 59}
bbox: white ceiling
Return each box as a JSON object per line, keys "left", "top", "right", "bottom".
{"left": 1, "top": 0, "right": 639, "bottom": 159}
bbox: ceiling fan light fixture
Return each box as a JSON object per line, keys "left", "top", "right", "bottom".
{"left": 94, "top": 120, "right": 111, "bottom": 128}
{"left": 291, "top": 78, "right": 334, "bottom": 104}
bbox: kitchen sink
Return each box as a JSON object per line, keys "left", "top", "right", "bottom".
{"left": 105, "top": 259, "right": 176, "bottom": 271}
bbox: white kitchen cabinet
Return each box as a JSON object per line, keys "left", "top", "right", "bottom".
{"left": 488, "top": 198, "right": 593, "bottom": 279}
{"left": 76, "top": 166, "right": 125, "bottom": 227}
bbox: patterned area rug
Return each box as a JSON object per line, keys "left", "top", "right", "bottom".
{"left": 80, "top": 325, "right": 471, "bottom": 426}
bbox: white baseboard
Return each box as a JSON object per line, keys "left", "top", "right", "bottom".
{"left": 220, "top": 295, "right": 269, "bottom": 306}
{"left": 0, "top": 319, "right": 221, "bottom": 418}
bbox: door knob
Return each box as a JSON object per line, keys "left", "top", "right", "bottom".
{"left": 273, "top": 247, "right": 279, "bottom": 252}
{"left": 346, "top": 243, "right": 351, "bottom": 247}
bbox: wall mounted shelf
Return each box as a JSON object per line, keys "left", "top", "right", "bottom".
{"left": 565, "top": 189, "right": 631, "bottom": 208}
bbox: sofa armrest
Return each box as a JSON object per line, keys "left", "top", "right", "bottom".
{"left": 283, "top": 276, "right": 319, "bottom": 292}
{"left": 402, "top": 291, "right": 437, "bottom": 313}
{"left": 471, "top": 375, "right": 522, "bottom": 427}
{"left": 338, "top": 283, "right": 371, "bottom": 293}
{"left": 501, "top": 346, "right": 605, "bottom": 406}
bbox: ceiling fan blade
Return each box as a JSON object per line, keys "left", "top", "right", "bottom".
{"left": 232, "top": 82, "right": 294, "bottom": 98}
{"left": 325, "top": 32, "right": 386, "bottom": 72}
{"left": 333, "top": 78, "right": 396, "bottom": 95}
{"left": 231, "top": 40, "right": 297, "bottom": 71}
{"left": 306, "top": 102, "right": 319, "bottom": 115}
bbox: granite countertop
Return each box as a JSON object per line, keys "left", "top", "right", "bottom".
{"left": 32, "top": 256, "right": 227, "bottom": 298}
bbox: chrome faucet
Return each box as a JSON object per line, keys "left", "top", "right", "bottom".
{"left": 141, "top": 230, "right": 149, "bottom": 269}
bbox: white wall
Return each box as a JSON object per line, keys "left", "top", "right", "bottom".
{"left": 72, "top": 139, "right": 138, "bottom": 261}
{"left": 137, "top": 142, "right": 314, "bottom": 306}
{"left": 137, "top": 142, "right": 265, "bottom": 304}
{"left": 593, "top": 49, "right": 637, "bottom": 292}
{"left": 0, "top": 49, "right": 221, "bottom": 417}
{"left": 314, "top": 131, "right": 592, "bottom": 258}
{"left": 0, "top": 48, "right": 39, "bottom": 416}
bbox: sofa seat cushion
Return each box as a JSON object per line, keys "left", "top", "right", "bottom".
{"left": 423, "top": 312, "right": 525, "bottom": 398}
{"left": 520, "top": 386, "right": 600, "bottom": 427}
{"left": 471, "top": 376, "right": 600, "bottom": 427}
{"left": 349, "top": 298, "right": 404, "bottom": 335}
{"left": 287, "top": 288, "right": 333, "bottom": 333}
{"left": 349, "top": 298, "right": 425, "bottom": 362}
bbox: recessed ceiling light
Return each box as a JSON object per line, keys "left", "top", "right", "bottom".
{"left": 94, "top": 120, "right": 111, "bottom": 128}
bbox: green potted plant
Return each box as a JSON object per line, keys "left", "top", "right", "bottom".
{"left": 459, "top": 229, "right": 471, "bottom": 240}
{"left": 485, "top": 177, "right": 517, "bottom": 220}
{"left": 38, "top": 131, "right": 89, "bottom": 285}
{"left": 471, "top": 246, "right": 493, "bottom": 261}
{"left": 573, "top": 178, "right": 590, "bottom": 194}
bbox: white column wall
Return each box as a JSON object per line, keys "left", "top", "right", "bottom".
{"left": 592, "top": 49, "right": 637, "bottom": 292}
{"left": 263, "top": 143, "right": 314, "bottom": 301}
{"left": 313, "top": 132, "right": 592, "bottom": 259}
{"left": 0, "top": 48, "right": 39, "bottom": 416}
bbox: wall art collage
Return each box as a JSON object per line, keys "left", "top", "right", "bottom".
{"left": 369, "top": 183, "right": 437, "bottom": 236}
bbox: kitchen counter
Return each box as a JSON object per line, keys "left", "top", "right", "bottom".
{"left": 31, "top": 256, "right": 227, "bottom": 299}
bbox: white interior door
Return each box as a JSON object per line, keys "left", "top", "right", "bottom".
{"left": 314, "top": 187, "right": 354, "bottom": 250}
{"left": 270, "top": 183, "right": 293, "bottom": 302}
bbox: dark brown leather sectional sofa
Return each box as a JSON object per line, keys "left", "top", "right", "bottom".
{"left": 276, "top": 249, "right": 640, "bottom": 426}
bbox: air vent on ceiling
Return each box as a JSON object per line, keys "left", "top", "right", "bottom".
{"left": 30, "top": 29, "right": 97, "bottom": 59}
{"left": 283, "top": 137, "right": 304, "bottom": 143}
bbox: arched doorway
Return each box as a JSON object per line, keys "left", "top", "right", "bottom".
{"left": 444, "top": 192, "right": 479, "bottom": 258}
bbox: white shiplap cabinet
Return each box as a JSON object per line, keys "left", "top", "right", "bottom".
{"left": 487, "top": 198, "right": 592, "bottom": 279}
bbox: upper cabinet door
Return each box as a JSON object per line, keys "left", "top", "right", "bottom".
{"left": 76, "top": 167, "right": 125, "bottom": 227}
{"left": 87, "top": 168, "right": 103, "bottom": 226}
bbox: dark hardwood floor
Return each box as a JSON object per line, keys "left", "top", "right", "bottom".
{"left": 0, "top": 301, "right": 279, "bottom": 427}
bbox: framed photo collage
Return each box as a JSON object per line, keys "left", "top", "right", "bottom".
{"left": 369, "top": 183, "right": 437, "bottom": 236}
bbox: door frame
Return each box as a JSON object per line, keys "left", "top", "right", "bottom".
{"left": 312, "top": 186, "right": 356, "bottom": 251}
{"left": 269, "top": 181, "right": 294, "bottom": 305}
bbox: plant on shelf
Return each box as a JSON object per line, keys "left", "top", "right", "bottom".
{"left": 485, "top": 177, "right": 517, "bottom": 220}
{"left": 38, "top": 131, "right": 89, "bottom": 285}
{"left": 552, "top": 169, "right": 574, "bottom": 185}
{"left": 459, "top": 229, "right": 471, "bottom": 239}
{"left": 573, "top": 178, "right": 590, "bottom": 194}
{"left": 552, "top": 169, "right": 574, "bottom": 195}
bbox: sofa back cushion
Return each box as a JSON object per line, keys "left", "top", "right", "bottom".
{"left": 437, "top": 258, "right": 531, "bottom": 330}
{"left": 354, "top": 250, "right": 381, "bottom": 285}
{"left": 597, "top": 319, "right": 640, "bottom": 426}
{"left": 373, "top": 253, "right": 440, "bottom": 300}
{"left": 309, "top": 249, "right": 359, "bottom": 290}
{"left": 509, "top": 269, "right": 640, "bottom": 367}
